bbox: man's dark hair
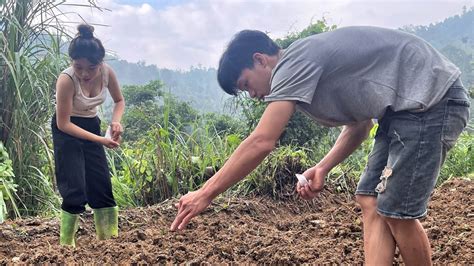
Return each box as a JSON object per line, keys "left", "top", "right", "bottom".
{"left": 68, "top": 24, "right": 105, "bottom": 65}
{"left": 217, "top": 30, "right": 280, "bottom": 95}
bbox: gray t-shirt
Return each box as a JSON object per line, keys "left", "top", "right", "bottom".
{"left": 265, "top": 26, "right": 461, "bottom": 127}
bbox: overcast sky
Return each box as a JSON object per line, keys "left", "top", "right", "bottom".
{"left": 61, "top": 0, "right": 472, "bottom": 69}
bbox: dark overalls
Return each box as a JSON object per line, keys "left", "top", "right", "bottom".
{"left": 51, "top": 115, "right": 116, "bottom": 214}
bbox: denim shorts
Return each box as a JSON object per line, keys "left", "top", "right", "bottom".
{"left": 356, "top": 80, "right": 470, "bottom": 219}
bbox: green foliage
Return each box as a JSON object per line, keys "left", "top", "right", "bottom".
{"left": 329, "top": 124, "right": 378, "bottom": 194}
{"left": 108, "top": 121, "right": 241, "bottom": 206}
{"left": 0, "top": 141, "right": 19, "bottom": 222}
{"left": 275, "top": 18, "right": 337, "bottom": 49}
{"left": 439, "top": 132, "right": 474, "bottom": 184}
{"left": 282, "top": 113, "right": 337, "bottom": 147}
{"left": 237, "top": 145, "right": 311, "bottom": 197}
{"left": 122, "top": 80, "right": 164, "bottom": 106}
{"left": 121, "top": 102, "right": 161, "bottom": 141}
{"left": 236, "top": 96, "right": 267, "bottom": 135}
{"left": 108, "top": 81, "right": 245, "bottom": 205}
{"left": 0, "top": 0, "right": 74, "bottom": 216}
{"left": 202, "top": 112, "right": 245, "bottom": 136}
{"left": 122, "top": 96, "right": 199, "bottom": 142}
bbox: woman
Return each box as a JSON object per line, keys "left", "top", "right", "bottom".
{"left": 52, "top": 24, "right": 125, "bottom": 247}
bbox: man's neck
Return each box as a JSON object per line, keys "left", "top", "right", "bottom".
{"left": 267, "top": 50, "right": 282, "bottom": 69}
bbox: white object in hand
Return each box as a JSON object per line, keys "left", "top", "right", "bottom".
{"left": 105, "top": 126, "right": 112, "bottom": 139}
{"left": 295, "top": 174, "right": 309, "bottom": 186}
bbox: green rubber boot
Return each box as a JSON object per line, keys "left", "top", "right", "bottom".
{"left": 59, "top": 210, "right": 79, "bottom": 247}
{"left": 93, "top": 206, "right": 118, "bottom": 240}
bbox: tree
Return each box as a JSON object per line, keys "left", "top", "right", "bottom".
{"left": 121, "top": 80, "right": 199, "bottom": 142}
{"left": 122, "top": 80, "right": 164, "bottom": 106}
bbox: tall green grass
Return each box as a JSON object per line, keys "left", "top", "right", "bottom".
{"left": 0, "top": 0, "right": 102, "bottom": 217}
{"left": 108, "top": 111, "right": 242, "bottom": 207}
{"left": 439, "top": 131, "right": 474, "bottom": 184}
{"left": 1, "top": 0, "right": 64, "bottom": 216}
{"left": 0, "top": 141, "right": 19, "bottom": 223}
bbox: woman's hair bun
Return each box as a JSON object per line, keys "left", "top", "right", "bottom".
{"left": 77, "top": 24, "right": 94, "bottom": 39}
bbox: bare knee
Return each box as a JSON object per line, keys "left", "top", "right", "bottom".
{"left": 356, "top": 195, "right": 377, "bottom": 214}
{"left": 382, "top": 216, "right": 419, "bottom": 234}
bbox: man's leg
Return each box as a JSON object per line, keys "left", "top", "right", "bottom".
{"left": 356, "top": 195, "right": 395, "bottom": 265}
{"left": 355, "top": 118, "right": 394, "bottom": 264}
{"left": 356, "top": 81, "right": 469, "bottom": 265}
{"left": 374, "top": 87, "right": 468, "bottom": 265}
{"left": 384, "top": 217, "right": 431, "bottom": 266}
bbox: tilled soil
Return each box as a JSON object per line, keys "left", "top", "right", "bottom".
{"left": 0, "top": 178, "right": 472, "bottom": 264}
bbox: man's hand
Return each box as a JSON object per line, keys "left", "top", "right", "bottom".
{"left": 297, "top": 166, "right": 327, "bottom": 200}
{"left": 170, "top": 190, "right": 212, "bottom": 231}
{"left": 169, "top": 101, "right": 296, "bottom": 231}
{"left": 296, "top": 120, "right": 373, "bottom": 200}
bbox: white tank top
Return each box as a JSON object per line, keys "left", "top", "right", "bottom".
{"left": 60, "top": 65, "right": 109, "bottom": 118}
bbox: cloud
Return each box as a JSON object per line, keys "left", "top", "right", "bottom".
{"left": 61, "top": 0, "right": 471, "bottom": 69}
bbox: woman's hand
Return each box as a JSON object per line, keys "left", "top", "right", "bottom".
{"left": 100, "top": 136, "right": 120, "bottom": 149}
{"left": 110, "top": 122, "right": 123, "bottom": 142}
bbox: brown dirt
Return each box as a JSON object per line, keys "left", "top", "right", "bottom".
{"left": 0, "top": 178, "right": 472, "bottom": 264}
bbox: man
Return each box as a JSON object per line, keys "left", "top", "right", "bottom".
{"left": 170, "top": 26, "right": 470, "bottom": 265}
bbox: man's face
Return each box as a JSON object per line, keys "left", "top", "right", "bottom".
{"left": 236, "top": 60, "right": 272, "bottom": 100}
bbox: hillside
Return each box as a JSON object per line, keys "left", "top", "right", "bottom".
{"left": 403, "top": 7, "right": 474, "bottom": 88}
{"left": 403, "top": 7, "right": 474, "bottom": 50}
{"left": 107, "top": 59, "right": 231, "bottom": 113}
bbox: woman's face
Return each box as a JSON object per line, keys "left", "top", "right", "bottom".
{"left": 72, "top": 58, "right": 102, "bottom": 83}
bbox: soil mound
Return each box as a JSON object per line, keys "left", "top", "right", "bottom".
{"left": 0, "top": 178, "right": 472, "bottom": 264}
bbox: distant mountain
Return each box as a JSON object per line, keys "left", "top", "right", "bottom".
{"left": 402, "top": 7, "right": 474, "bottom": 88}
{"left": 403, "top": 7, "right": 473, "bottom": 50}
{"left": 106, "top": 59, "right": 231, "bottom": 113}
